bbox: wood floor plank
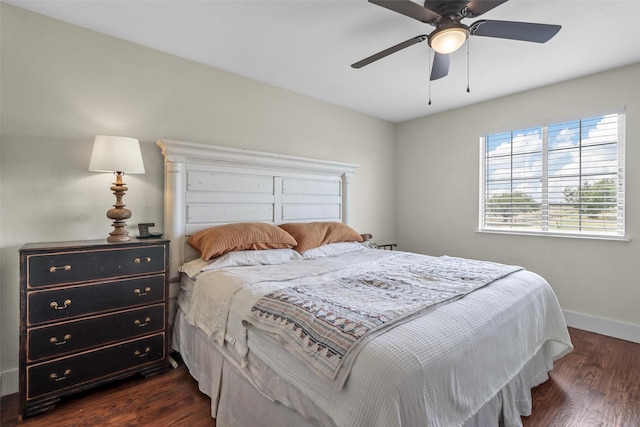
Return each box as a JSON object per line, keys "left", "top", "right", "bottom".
{"left": 2, "top": 328, "right": 639, "bottom": 426}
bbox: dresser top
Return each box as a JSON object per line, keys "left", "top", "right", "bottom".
{"left": 20, "top": 238, "right": 169, "bottom": 252}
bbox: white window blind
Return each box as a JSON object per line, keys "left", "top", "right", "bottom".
{"left": 480, "top": 112, "right": 625, "bottom": 238}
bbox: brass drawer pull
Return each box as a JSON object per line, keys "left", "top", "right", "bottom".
{"left": 49, "top": 334, "right": 72, "bottom": 345}
{"left": 134, "top": 317, "right": 151, "bottom": 327}
{"left": 50, "top": 299, "right": 72, "bottom": 310}
{"left": 134, "top": 287, "right": 151, "bottom": 296}
{"left": 134, "top": 347, "right": 151, "bottom": 358}
{"left": 49, "top": 369, "right": 71, "bottom": 382}
{"left": 134, "top": 257, "right": 152, "bottom": 264}
{"left": 49, "top": 264, "right": 71, "bottom": 273}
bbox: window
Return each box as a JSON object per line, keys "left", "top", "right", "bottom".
{"left": 479, "top": 111, "right": 625, "bottom": 238}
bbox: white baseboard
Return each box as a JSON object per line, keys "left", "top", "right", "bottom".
{"left": 1, "top": 368, "right": 18, "bottom": 397}
{"left": 563, "top": 310, "right": 640, "bottom": 344}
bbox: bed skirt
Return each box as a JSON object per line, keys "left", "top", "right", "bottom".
{"left": 173, "top": 308, "right": 554, "bottom": 427}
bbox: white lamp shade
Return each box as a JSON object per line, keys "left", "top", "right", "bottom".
{"left": 89, "top": 135, "right": 145, "bottom": 174}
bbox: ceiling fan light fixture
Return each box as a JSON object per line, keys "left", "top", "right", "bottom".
{"left": 429, "top": 25, "right": 469, "bottom": 54}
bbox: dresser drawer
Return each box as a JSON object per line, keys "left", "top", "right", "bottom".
{"left": 26, "top": 246, "right": 165, "bottom": 288}
{"left": 27, "top": 333, "right": 165, "bottom": 399}
{"left": 28, "top": 275, "right": 165, "bottom": 325}
{"left": 28, "top": 304, "right": 165, "bottom": 362}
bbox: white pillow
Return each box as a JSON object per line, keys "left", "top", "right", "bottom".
{"left": 301, "top": 241, "right": 366, "bottom": 259}
{"left": 180, "top": 248, "right": 302, "bottom": 279}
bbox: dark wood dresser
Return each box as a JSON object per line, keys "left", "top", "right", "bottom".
{"left": 18, "top": 239, "right": 170, "bottom": 419}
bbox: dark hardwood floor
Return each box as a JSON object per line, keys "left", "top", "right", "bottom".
{"left": 2, "top": 327, "right": 638, "bottom": 426}
{"left": 522, "top": 327, "right": 639, "bottom": 427}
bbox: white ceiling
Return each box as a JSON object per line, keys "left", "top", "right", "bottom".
{"left": 6, "top": 0, "right": 640, "bottom": 123}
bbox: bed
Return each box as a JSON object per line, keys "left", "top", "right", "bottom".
{"left": 157, "top": 139, "right": 573, "bottom": 427}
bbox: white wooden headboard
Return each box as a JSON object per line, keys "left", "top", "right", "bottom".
{"left": 156, "top": 139, "right": 358, "bottom": 282}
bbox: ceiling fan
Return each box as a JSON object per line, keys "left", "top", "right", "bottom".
{"left": 352, "top": 0, "right": 561, "bottom": 81}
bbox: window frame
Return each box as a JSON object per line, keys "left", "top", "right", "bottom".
{"left": 478, "top": 109, "right": 626, "bottom": 240}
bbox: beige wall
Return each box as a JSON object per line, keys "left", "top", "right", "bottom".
{"left": 396, "top": 63, "right": 640, "bottom": 333}
{"left": 0, "top": 4, "right": 397, "bottom": 395}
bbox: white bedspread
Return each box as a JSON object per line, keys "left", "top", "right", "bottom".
{"left": 182, "top": 249, "right": 572, "bottom": 427}
{"left": 244, "top": 256, "right": 523, "bottom": 388}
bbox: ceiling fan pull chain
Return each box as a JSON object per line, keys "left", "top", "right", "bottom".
{"left": 466, "top": 38, "right": 471, "bottom": 93}
{"left": 428, "top": 46, "right": 432, "bottom": 105}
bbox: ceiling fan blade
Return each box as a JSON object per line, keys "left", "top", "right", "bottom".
{"left": 369, "top": 0, "right": 440, "bottom": 23}
{"left": 352, "top": 35, "right": 428, "bottom": 69}
{"left": 464, "top": 0, "right": 509, "bottom": 17}
{"left": 469, "top": 20, "right": 561, "bottom": 43}
{"left": 430, "top": 52, "right": 450, "bottom": 80}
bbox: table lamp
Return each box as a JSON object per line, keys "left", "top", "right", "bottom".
{"left": 89, "top": 135, "right": 145, "bottom": 242}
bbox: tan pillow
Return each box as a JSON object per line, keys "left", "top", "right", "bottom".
{"left": 279, "top": 222, "right": 363, "bottom": 254}
{"left": 188, "top": 222, "right": 298, "bottom": 260}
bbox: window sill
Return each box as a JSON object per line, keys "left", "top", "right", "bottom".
{"left": 477, "top": 229, "right": 630, "bottom": 242}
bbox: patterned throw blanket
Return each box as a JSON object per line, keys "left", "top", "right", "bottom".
{"left": 244, "top": 256, "right": 522, "bottom": 388}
